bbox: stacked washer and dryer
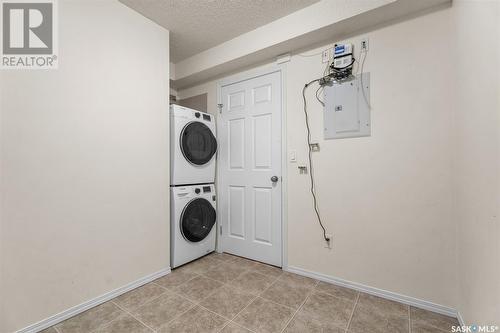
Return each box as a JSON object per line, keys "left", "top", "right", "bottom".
{"left": 170, "top": 104, "right": 218, "bottom": 268}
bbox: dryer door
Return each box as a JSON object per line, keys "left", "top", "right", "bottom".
{"left": 180, "top": 198, "right": 216, "bottom": 242}
{"left": 180, "top": 122, "right": 217, "bottom": 165}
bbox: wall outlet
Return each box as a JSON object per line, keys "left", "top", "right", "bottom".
{"left": 325, "top": 234, "right": 333, "bottom": 249}
{"left": 360, "top": 38, "right": 369, "bottom": 52}
{"left": 309, "top": 142, "right": 320, "bottom": 152}
{"left": 322, "top": 49, "right": 330, "bottom": 63}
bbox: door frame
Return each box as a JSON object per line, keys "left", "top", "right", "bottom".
{"left": 215, "top": 63, "right": 288, "bottom": 269}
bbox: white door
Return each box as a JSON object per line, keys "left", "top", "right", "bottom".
{"left": 218, "top": 70, "right": 282, "bottom": 267}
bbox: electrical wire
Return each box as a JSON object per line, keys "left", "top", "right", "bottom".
{"left": 315, "top": 85, "right": 325, "bottom": 107}
{"left": 302, "top": 79, "right": 330, "bottom": 243}
{"left": 301, "top": 48, "right": 358, "bottom": 243}
{"left": 359, "top": 50, "right": 371, "bottom": 109}
{"left": 323, "top": 58, "right": 331, "bottom": 77}
{"left": 331, "top": 57, "right": 356, "bottom": 71}
{"left": 355, "top": 46, "right": 363, "bottom": 76}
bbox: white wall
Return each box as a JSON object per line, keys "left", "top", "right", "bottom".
{"left": 178, "top": 3, "right": 500, "bottom": 319}
{"left": 453, "top": 0, "right": 500, "bottom": 324}
{"left": 285, "top": 7, "right": 456, "bottom": 308}
{"left": 179, "top": 5, "right": 457, "bottom": 308}
{"left": 0, "top": 1, "right": 170, "bottom": 332}
{"left": 177, "top": 82, "right": 217, "bottom": 115}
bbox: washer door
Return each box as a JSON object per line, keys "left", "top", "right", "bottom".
{"left": 180, "top": 122, "right": 217, "bottom": 166}
{"left": 180, "top": 198, "right": 216, "bottom": 242}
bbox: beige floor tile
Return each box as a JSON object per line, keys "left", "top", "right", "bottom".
{"left": 251, "top": 262, "right": 283, "bottom": 278}
{"left": 158, "top": 306, "right": 227, "bottom": 333}
{"left": 178, "top": 256, "right": 222, "bottom": 275}
{"left": 231, "top": 257, "right": 261, "bottom": 271}
{"left": 220, "top": 322, "right": 253, "bottom": 333}
{"left": 284, "top": 311, "right": 345, "bottom": 333}
{"left": 199, "top": 286, "right": 255, "bottom": 319}
{"left": 278, "top": 272, "right": 318, "bottom": 289}
{"left": 95, "top": 314, "right": 152, "bottom": 333}
{"left": 173, "top": 262, "right": 198, "bottom": 274}
{"left": 411, "top": 307, "right": 459, "bottom": 332}
{"left": 39, "top": 327, "right": 59, "bottom": 333}
{"left": 299, "top": 292, "right": 354, "bottom": 330}
{"left": 175, "top": 275, "right": 224, "bottom": 302}
{"left": 154, "top": 270, "right": 198, "bottom": 290}
{"left": 412, "top": 322, "right": 450, "bottom": 333}
{"left": 44, "top": 256, "right": 438, "bottom": 333}
{"left": 132, "top": 292, "right": 193, "bottom": 329}
{"left": 234, "top": 297, "right": 295, "bottom": 333}
{"left": 349, "top": 306, "right": 409, "bottom": 333}
{"left": 208, "top": 252, "right": 239, "bottom": 263}
{"left": 203, "top": 262, "right": 247, "bottom": 283}
{"left": 348, "top": 294, "right": 409, "bottom": 333}
{"left": 314, "top": 281, "right": 358, "bottom": 302}
{"left": 113, "top": 283, "right": 166, "bottom": 311}
{"left": 261, "top": 280, "right": 310, "bottom": 309}
{"left": 55, "top": 302, "right": 123, "bottom": 333}
{"left": 358, "top": 293, "right": 407, "bottom": 313}
{"left": 229, "top": 271, "right": 276, "bottom": 295}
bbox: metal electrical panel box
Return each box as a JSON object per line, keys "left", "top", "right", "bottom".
{"left": 323, "top": 73, "right": 370, "bottom": 140}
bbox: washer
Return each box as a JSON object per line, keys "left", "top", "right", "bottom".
{"left": 170, "top": 104, "right": 217, "bottom": 185}
{"left": 171, "top": 183, "right": 216, "bottom": 268}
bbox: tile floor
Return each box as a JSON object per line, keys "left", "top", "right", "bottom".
{"left": 43, "top": 253, "right": 459, "bottom": 333}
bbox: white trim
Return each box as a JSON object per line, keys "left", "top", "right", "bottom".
{"left": 456, "top": 311, "right": 465, "bottom": 326}
{"left": 17, "top": 268, "right": 171, "bottom": 333}
{"left": 286, "top": 265, "right": 460, "bottom": 320}
{"left": 216, "top": 79, "right": 223, "bottom": 254}
{"left": 217, "top": 63, "right": 282, "bottom": 89}
{"left": 216, "top": 62, "right": 286, "bottom": 267}
{"left": 276, "top": 53, "right": 291, "bottom": 64}
{"left": 279, "top": 63, "right": 288, "bottom": 270}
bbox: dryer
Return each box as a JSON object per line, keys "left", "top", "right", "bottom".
{"left": 170, "top": 104, "right": 217, "bottom": 185}
{"left": 170, "top": 183, "right": 216, "bottom": 268}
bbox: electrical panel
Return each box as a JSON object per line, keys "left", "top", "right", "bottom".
{"left": 323, "top": 73, "right": 370, "bottom": 140}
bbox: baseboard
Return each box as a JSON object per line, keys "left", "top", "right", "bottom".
{"left": 456, "top": 311, "right": 465, "bottom": 326}
{"left": 286, "top": 265, "right": 459, "bottom": 319}
{"left": 17, "top": 267, "right": 171, "bottom": 333}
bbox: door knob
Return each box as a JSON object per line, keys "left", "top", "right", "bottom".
{"left": 271, "top": 176, "right": 279, "bottom": 183}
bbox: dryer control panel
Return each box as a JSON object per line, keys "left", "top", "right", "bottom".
{"left": 173, "top": 184, "right": 216, "bottom": 200}
{"left": 170, "top": 104, "right": 213, "bottom": 123}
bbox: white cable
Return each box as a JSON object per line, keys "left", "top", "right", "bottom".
{"left": 359, "top": 50, "right": 371, "bottom": 109}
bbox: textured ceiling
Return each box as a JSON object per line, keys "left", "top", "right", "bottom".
{"left": 119, "top": 0, "right": 320, "bottom": 63}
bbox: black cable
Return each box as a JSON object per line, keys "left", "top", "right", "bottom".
{"left": 315, "top": 85, "right": 324, "bottom": 107}
{"left": 302, "top": 79, "right": 330, "bottom": 243}
{"left": 331, "top": 57, "right": 356, "bottom": 71}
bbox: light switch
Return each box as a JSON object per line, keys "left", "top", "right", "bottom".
{"left": 289, "top": 150, "right": 297, "bottom": 162}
